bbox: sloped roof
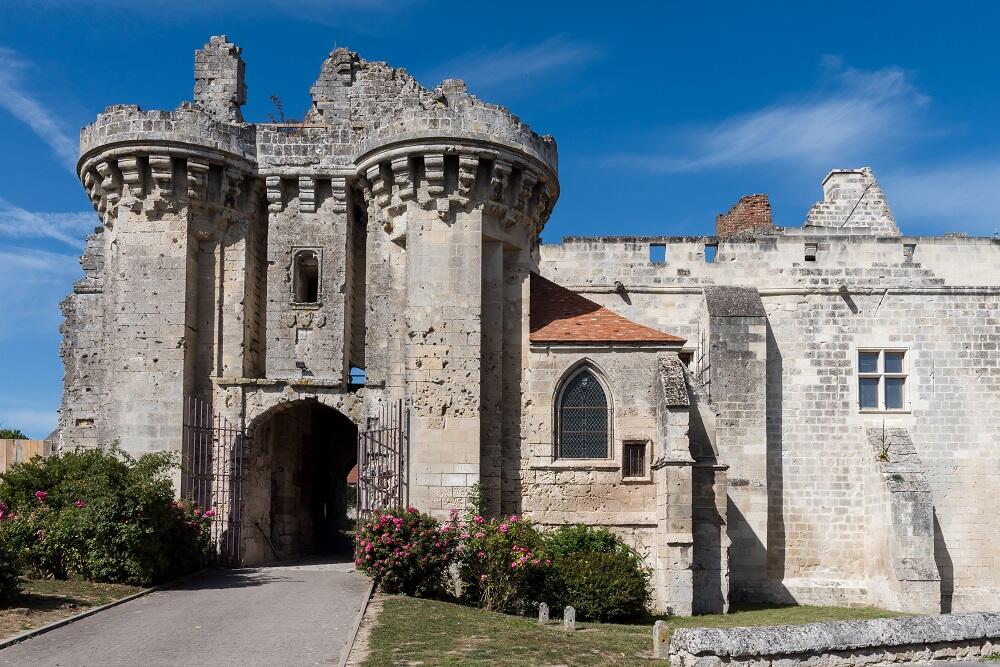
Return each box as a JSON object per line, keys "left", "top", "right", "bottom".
{"left": 529, "top": 273, "right": 686, "bottom": 345}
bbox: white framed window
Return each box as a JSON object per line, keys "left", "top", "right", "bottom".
{"left": 857, "top": 348, "right": 908, "bottom": 412}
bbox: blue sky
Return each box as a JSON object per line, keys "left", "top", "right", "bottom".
{"left": 1, "top": 1, "right": 999, "bottom": 437}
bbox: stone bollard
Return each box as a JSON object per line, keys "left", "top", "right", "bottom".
{"left": 538, "top": 603, "right": 549, "bottom": 625}
{"left": 563, "top": 606, "right": 575, "bottom": 631}
{"left": 653, "top": 620, "right": 669, "bottom": 659}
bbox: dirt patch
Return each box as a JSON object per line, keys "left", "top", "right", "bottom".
{"left": 0, "top": 579, "right": 144, "bottom": 642}
{"left": 345, "top": 592, "right": 384, "bottom": 666}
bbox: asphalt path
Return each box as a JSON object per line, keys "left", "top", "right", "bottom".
{"left": 0, "top": 560, "right": 370, "bottom": 667}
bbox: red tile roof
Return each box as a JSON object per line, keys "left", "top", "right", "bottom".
{"left": 529, "top": 273, "right": 686, "bottom": 345}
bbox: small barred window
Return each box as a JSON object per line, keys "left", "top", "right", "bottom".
{"left": 623, "top": 441, "right": 646, "bottom": 478}
{"left": 558, "top": 369, "right": 609, "bottom": 459}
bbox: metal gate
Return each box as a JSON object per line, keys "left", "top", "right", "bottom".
{"left": 181, "top": 397, "right": 249, "bottom": 565}
{"left": 357, "top": 400, "right": 409, "bottom": 523}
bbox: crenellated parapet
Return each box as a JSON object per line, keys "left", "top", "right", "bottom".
{"left": 353, "top": 147, "right": 556, "bottom": 244}
{"left": 78, "top": 135, "right": 256, "bottom": 227}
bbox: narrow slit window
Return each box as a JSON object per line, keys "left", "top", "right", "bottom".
{"left": 293, "top": 250, "right": 320, "bottom": 303}
{"left": 804, "top": 242, "right": 818, "bottom": 262}
{"left": 903, "top": 243, "right": 916, "bottom": 262}
{"left": 623, "top": 441, "right": 646, "bottom": 478}
{"left": 649, "top": 243, "right": 666, "bottom": 264}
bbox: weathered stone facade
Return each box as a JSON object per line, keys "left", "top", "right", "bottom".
{"left": 60, "top": 36, "right": 999, "bottom": 615}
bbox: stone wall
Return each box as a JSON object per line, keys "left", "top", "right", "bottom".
{"left": 667, "top": 612, "right": 1000, "bottom": 666}
{"left": 521, "top": 346, "right": 684, "bottom": 606}
{"left": 539, "top": 225, "right": 1000, "bottom": 611}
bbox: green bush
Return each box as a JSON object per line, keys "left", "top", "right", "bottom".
{"left": 457, "top": 514, "right": 550, "bottom": 614}
{"left": 0, "top": 502, "right": 21, "bottom": 603}
{"left": 545, "top": 523, "right": 630, "bottom": 558}
{"left": 0, "top": 447, "right": 212, "bottom": 585}
{"left": 543, "top": 524, "right": 650, "bottom": 622}
{"left": 354, "top": 507, "right": 457, "bottom": 597}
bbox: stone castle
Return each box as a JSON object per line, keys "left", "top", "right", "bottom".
{"left": 59, "top": 36, "right": 999, "bottom": 615}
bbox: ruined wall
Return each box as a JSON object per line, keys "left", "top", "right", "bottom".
{"left": 716, "top": 194, "right": 773, "bottom": 238}
{"left": 539, "top": 226, "right": 1000, "bottom": 611}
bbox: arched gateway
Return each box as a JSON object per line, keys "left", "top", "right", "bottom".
{"left": 183, "top": 398, "right": 359, "bottom": 565}
{"left": 241, "top": 400, "right": 358, "bottom": 564}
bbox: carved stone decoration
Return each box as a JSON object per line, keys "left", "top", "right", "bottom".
{"left": 285, "top": 311, "right": 327, "bottom": 329}
{"left": 423, "top": 154, "right": 445, "bottom": 199}
{"left": 266, "top": 176, "right": 282, "bottom": 213}
{"left": 331, "top": 176, "right": 348, "bottom": 214}
{"left": 391, "top": 157, "right": 414, "bottom": 202}
{"left": 186, "top": 160, "right": 210, "bottom": 201}
{"left": 514, "top": 170, "right": 537, "bottom": 216}
{"left": 117, "top": 157, "right": 143, "bottom": 198}
{"left": 223, "top": 166, "right": 243, "bottom": 209}
{"left": 367, "top": 165, "right": 389, "bottom": 209}
{"left": 95, "top": 161, "right": 121, "bottom": 212}
{"left": 149, "top": 155, "right": 174, "bottom": 197}
{"left": 490, "top": 159, "right": 512, "bottom": 203}
{"left": 457, "top": 154, "right": 478, "bottom": 200}
{"left": 299, "top": 176, "right": 316, "bottom": 213}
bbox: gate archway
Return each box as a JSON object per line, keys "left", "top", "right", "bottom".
{"left": 242, "top": 400, "right": 358, "bottom": 565}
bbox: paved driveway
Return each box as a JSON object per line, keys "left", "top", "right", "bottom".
{"left": 0, "top": 560, "right": 370, "bottom": 667}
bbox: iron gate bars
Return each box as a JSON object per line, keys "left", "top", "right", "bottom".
{"left": 357, "top": 399, "right": 409, "bottom": 524}
{"left": 181, "top": 397, "right": 249, "bottom": 566}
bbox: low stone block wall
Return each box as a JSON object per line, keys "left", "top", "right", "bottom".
{"left": 667, "top": 612, "right": 1000, "bottom": 666}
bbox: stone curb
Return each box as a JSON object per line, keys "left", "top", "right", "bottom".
{"left": 0, "top": 567, "right": 209, "bottom": 652}
{"left": 338, "top": 579, "right": 376, "bottom": 667}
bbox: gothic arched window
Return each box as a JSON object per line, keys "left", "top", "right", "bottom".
{"left": 557, "top": 367, "right": 610, "bottom": 459}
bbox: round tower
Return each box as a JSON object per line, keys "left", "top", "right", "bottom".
{"left": 63, "top": 36, "right": 559, "bottom": 519}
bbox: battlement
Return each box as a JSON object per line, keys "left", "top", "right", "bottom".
{"left": 77, "top": 35, "right": 559, "bottom": 231}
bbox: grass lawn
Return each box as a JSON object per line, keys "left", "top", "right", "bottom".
{"left": 0, "top": 578, "right": 144, "bottom": 642}
{"left": 363, "top": 596, "right": 902, "bottom": 667}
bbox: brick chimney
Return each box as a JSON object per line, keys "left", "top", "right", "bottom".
{"left": 716, "top": 194, "right": 774, "bottom": 238}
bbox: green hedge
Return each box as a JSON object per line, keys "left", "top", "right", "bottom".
{"left": 0, "top": 515, "right": 20, "bottom": 602}
{"left": 543, "top": 524, "right": 651, "bottom": 622}
{"left": 0, "top": 447, "right": 212, "bottom": 586}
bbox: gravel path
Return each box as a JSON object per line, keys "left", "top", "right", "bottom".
{"left": 0, "top": 560, "right": 370, "bottom": 667}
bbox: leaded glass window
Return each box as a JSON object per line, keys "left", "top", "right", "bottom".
{"left": 558, "top": 369, "right": 609, "bottom": 459}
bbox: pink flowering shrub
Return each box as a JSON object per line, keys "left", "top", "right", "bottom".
{"left": 455, "top": 514, "right": 550, "bottom": 613}
{"left": 354, "top": 507, "right": 457, "bottom": 597}
{"left": 0, "top": 447, "right": 213, "bottom": 585}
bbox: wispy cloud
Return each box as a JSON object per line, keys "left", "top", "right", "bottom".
{"left": 0, "top": 198, "right": 95, "bottom": 249}
{"left": 0, "top": 246, "right": 81, "bottom": 341}
{"left": 422, "top": 37, "right": 600, "bottom": 91}
{"left": 883, "top": 161, "right": 1000, "bottom": 236}
{"left": 606, "top": 57, "right": 929, "bottom": 173}
{"left": 0, "top": 48, "right": 80, "bottom": 172}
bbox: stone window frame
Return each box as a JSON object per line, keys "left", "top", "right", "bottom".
{"left": 291, "top": 247, "right": 323, "bottom": 306}
{"left": 856, "top": 347, "right": 910, "bottom": 413}
{"left": 621, "top": 438, "right": 652, "bottom": 483}
{"left": 552, "top": 361, "right": 615, "bottom": 464}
